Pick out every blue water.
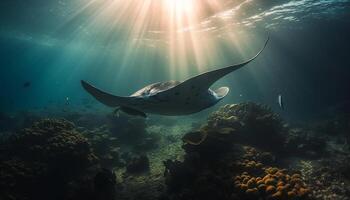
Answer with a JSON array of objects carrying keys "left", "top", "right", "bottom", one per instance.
[{"left": 0, "top": 0, "right": 349, "bottom": 122}]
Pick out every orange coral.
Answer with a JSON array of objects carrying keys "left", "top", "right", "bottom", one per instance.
[{"left": 234, "top": 166, "right": 310, "bottom": 199}]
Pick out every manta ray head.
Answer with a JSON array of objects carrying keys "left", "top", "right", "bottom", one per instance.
[
  {"left": 192, "top": 87, "right": 230, "bottom": 111},
  {"left": 213, "top": 87, "right": 230, "bottom": 100}
]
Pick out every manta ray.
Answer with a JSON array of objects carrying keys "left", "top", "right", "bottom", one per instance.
[{"left": 81, "top": 37, "right": 269, "bottom": 118}]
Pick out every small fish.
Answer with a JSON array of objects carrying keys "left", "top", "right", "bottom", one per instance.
[
  {"left": 113, "top": 108, "right": 120, "bottom": 118},
  {"left": 278, "top": 94, "right": 284, "bottom": 110},
  {"left": 65, "top": 97, "right": 70, "bottom": 105},
  {"left": 22, "top": 81, "right": 31, "bottom": 88}
]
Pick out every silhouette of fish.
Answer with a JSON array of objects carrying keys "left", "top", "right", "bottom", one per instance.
[
  {"left": 278, "top": 94, "right": 284, "bottom": 110},
  {"left": 22, "top": 81, "right": 31, "bottom": 88}
]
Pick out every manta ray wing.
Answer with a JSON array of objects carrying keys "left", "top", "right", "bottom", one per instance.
[
  {"left": 81, "top": 80, "right": 145, "bottom": 107},
  {"left": 156, "top": 36, "right": 269, "bottom": 99}
]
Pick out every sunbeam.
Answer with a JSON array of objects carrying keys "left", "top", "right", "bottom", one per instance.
[{"left": 51, "top": 0, "right": 256, "bottom": 83}]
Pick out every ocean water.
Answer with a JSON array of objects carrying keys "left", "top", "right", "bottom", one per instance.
[
  {"left": 1, "top": 1, "right": 350, "bottom": 200},
  {"left": 1, "top": 0, "right": 349, "bottom": 121}
]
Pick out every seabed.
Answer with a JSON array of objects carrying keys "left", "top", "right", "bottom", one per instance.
[{"left": 1, "top": 102, "right": 349, "bottom": 200}]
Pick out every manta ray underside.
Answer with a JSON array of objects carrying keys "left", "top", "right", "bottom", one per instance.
[{"left": 81, "top": 36, "right": 269, "bottom": 117}]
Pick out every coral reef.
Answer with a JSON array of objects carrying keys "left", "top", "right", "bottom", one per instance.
[
  {"left": 232, "top": 146, "right": 310, "bottom": 200},
  {"left": 0, "top": 119, "right": 97, "bottom": 200},
  {"left": 179, "top": 103, "right": 286, "bottom": 163},
  {"left": 206, "top": 103, "right": 286, "bottom": 151},
  {"left": 163, "top": 103, "right": 313, "bottom": 200},
  {"left": 234, "top": 167, "right": 310, "bottom": 199},
  {"left": 80, "top": 125, "right": 122, "bottom": 168},
  {"left": 79, "top": 120, "right": 159, "bottom": 169},
  {"left": 1, "top": 102, "right": 350, "bottom": 200},
  {"left": 6, "top": 119, "right": 97, "bottom": 172},
  {"left": 164, "top": 141, "right": 312, "bottom": 200}
]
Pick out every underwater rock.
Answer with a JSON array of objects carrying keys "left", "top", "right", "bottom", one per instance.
[{"left": 126, "top": 154, "right": 150, "bottom": 174}]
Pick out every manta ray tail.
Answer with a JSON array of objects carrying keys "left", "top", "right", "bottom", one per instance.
[{"left": 81, "top": 80, "right": 130, "bottom": 107}]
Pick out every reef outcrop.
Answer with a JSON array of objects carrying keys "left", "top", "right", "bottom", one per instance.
[
  {"left": 0, "top": 119, "right": 97, "bottom": 200},
  {"left": 206, "top": 103, "right": 286, "bottom": 151},
  {"left": 163, "top": 103, "right": 313, "bottom": 200},
  {"left": 179, "top": 103, "right": 287, "bottom": 164}
]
